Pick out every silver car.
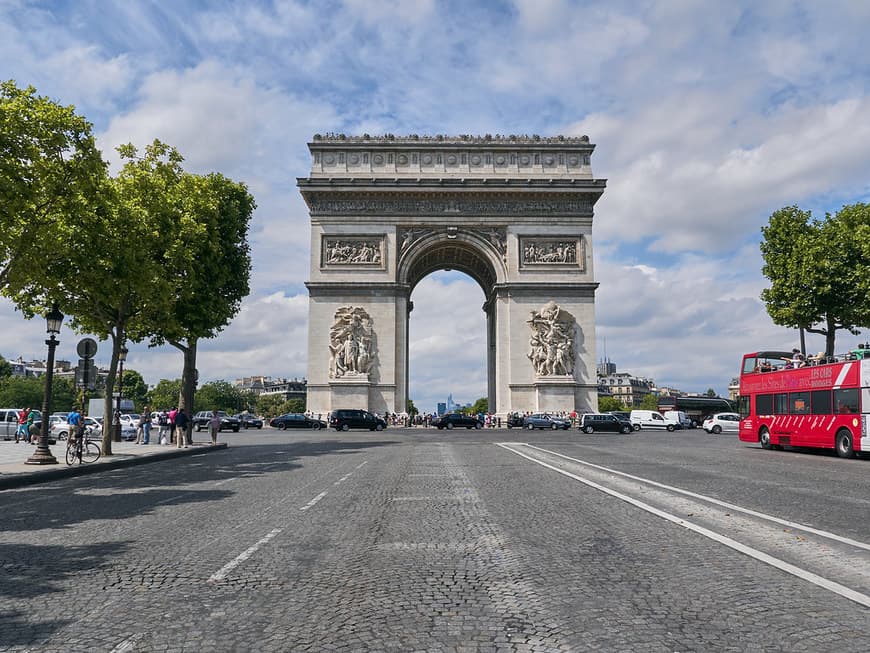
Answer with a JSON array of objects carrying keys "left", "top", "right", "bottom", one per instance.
[{"left": 703, "top": 412, "right": 740, "bottom": 434}]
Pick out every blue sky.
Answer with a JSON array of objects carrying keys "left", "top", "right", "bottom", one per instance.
[{"left": 2, "top": 0, "right": 870, "bottom": 412}]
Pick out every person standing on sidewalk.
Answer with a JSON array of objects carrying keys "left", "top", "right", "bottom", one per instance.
[
  {"left": 208, "top": 409, "right": 220, "bottom": 446},
  {"left": 157, "top": 409, "right": 169, "bottom": 444},
  {"left": 140, "top": 406, "right": 152, "bottom": 445},
  {"left": 15, "top": 407, "right": 30, "bottom": 443},
  {"left": 174, "top": 408, "right": 189, "bottom": 448},
  {"left": 168, "top": 407, "right": 177, "bottom": 445}
]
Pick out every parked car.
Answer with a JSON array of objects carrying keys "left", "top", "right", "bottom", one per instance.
[
  {"left": 630, "top": 409, "right": 678, "bottom": 431},
  {"left": 703, "top": 412, "right": 740, "bottom": 434},
  {"left": 269, "top": 413, "right": 325, "bottom": 430},
  {"left": 234, "top": 413, "right": 264, "bottom": 429},
  {"left": 663, "top": 410, "right": 694, "bottom": 429},
  {"left": 52, "top": 417, "right": 102, "bottom": 441},
  {"left": 0, "top": 408, "right": 42, "bottom": 440},
  {"left": 433, "top": 413, "right": 483, "bottom": 430},
  {"left": 579, "top": 413, "right": 632, "bottom": 434},
  {"left": 522, "top": 413, "right": 571, "bottom": 430},
  {"left": 505, "top": 413, "right": 526, "bottom": 429},
  {"left": 606, "top": 411, "right": 631, "bottom": 421},
  {"left": 328, "top": 409, "right": 387, "bottom": 431},
  {"left": 193, "top": 411, "right": 241, "bottom": 432}
]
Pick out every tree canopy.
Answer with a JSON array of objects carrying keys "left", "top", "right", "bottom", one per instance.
[{"left": 760, "top": 204, "right": 870, "bottom": 356}]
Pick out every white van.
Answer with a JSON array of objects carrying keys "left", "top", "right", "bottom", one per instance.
[
  {"left": 663, "top": 410, "right": 692, "bottom": 429},
  {"left": 630, "top": 409, "right": 678, "bottom": 431}
]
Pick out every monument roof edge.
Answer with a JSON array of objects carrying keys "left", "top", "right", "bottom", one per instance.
[{"left": 307, "top": 134, "right": 595, "bottom": 148}]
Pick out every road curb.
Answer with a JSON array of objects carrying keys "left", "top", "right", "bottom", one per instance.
[{"left": 0, "top": 443, "right": 229, "bottom": 491}]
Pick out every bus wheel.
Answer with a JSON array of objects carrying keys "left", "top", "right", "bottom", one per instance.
[
  {"left": 759, "top": 427, "right": 772, "bottom": 450},
  {"left": 835, "top": 429, "right": 856, "bottom": 459}
]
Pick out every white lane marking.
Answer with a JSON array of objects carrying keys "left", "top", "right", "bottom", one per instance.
[
  {"left": 355, "top": 461, "right": 368, "bottom": 469},
  {"left": 208, "top": 528, "right": 282, "bottom": 582},
  {"left": 154, "top": 495, "right": 187, "bottom": 506},
  {"left": 213, "top": 477, "right": 238, "bottom": 487},
  {"left": 498, "top": 443, "right": 870, "bottom": 609},
  {"left": 334, "top": 473, "right": 352, "bottom": 486},
  {"left": 301, "top": 491, "right": 328, "bottom": 511},
  {"left": 110, "top": 633, "right": 144, "bottom": 653},
  {"left": 521, "top": 443, "right": 870, "bottom": 552}
]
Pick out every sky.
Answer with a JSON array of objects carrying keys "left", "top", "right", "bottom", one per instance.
[{"left": 2, "top": 0, "right": 870, "bottom": 413}]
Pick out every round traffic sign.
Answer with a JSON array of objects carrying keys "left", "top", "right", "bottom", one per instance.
[{"left": 77, "top": 337, "right": 98, "bottom": 359}]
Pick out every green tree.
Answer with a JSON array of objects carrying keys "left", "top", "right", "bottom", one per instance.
[
  {"left": 0, "top": 375, "right": 76, "bottom": 412},
  {"left": 761, "top": 204, "right": 870, "bottom": 356},
  {"left": 280, "top": 398, "right": 306, "bottom": 415},
  {"left": 146, "top": 163, "right": 255, "bottom": 430},
  {"left": 0, "top": 355, "right": 12, "bottom": 378},
  {"left": 255, "top": 393, "right": 286, "bottom": 418},
  {"left": 0, "top": 81, "right": 107, "bottom": 289},
  {"left": 705, "top": 388, "right": 717, "bottom": 398},
  {"left": 120, "top": 369, "right": 149, "bottom": 410},
  {"left": 470, "top": 397, "right": 488, "bottom": 415},
  {"left": 147, "top": 379, "right": 182, "bottom": 411},
  {"left": 638, "top": 394, "right": 659, "bottom": 410},
  {"left": 597, "top": 396, "right": 627, "bottom": 412},
  {"left": 194, "top": 380, "right": 246, "bottom": 413},
  {"left": 406, "top": 399, "right": 418, "bottom": 416}
]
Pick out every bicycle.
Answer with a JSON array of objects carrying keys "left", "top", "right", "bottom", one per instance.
[{"left": 65, "top": 427, "right": 101, "bottom": 465}]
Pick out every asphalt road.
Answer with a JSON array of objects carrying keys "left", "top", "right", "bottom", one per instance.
[{"left": 1, "top": 427, "right": 868, "bottom": 652}]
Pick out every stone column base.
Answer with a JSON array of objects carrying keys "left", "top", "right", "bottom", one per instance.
[{"left": 329, "top": 375, "right": 372, "bottom": 410}]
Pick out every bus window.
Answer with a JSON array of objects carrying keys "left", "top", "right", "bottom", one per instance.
[
  {"left": 757, "top": 394, "right": 773, "bottom": 415},
  {"left": 833, "top": 388, "right": 859, "bottom": 414},
  {"left": 811, "top": 390, "right": 831, "bottom": 414},
  {"left": 738, "top": 396, "right": 750, "bottom": 419},
  {"left": 743, "top": 357, "right": 758, "bottom": 374},
  {"left": 774, "top": 393, "right": 789, "bottom": 414},
  {"left": 790, "top": 391, "right": 810, "bottom": 414}
]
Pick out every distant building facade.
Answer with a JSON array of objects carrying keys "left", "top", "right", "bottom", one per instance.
[{"left": 235, "top": 376, "right": 307, "bottom": 402}]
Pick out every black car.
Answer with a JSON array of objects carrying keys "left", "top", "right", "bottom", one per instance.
[
  {"left": 328, "top": 409, "right": 387, "bottom": 431},
  {"left": 234, "top": 413, "right": 264, "bottom": 429},
  {"left": 505, "top": 413, "right": 526, "bottom": 428},
  {"left": 433, "top": 413, "right": 483, "bottom": 430},
  {"left": 193, "top": 411, "right": 241, "bottom": 432},
  {"left": 269, "top": 413, "right": 325, "bottom": 430},
  {"left": 579, "top": 413, "right": 632, "bottom": 434},
  {"left": 522, "top": 413, "right": 572, "bottom": 430}
]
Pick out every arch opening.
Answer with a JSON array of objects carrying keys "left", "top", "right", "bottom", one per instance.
[{"left": 408, "top": 270, "right": 488, "bottom": 415}]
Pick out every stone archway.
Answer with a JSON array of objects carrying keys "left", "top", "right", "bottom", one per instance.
[{"left": 298, "top": 134, "right": 605, "bottom": 417}]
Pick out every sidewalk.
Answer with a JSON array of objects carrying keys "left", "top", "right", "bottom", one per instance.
[{"left": 0, "top": 437, "right": 227, "bottom": 490}]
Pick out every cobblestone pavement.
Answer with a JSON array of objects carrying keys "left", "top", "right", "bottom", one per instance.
[{"left": 0, "top": 428, "right": 867, "bottom": 651}]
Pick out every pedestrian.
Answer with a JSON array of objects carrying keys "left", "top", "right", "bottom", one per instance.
[
  {"left": 157, "top": 409, "right": 169, "bottom": 445},
  {"left": 168, "top": 407, "right": 178, "bottom": 444},
  {"left": 26, "top": 409, "right": 35, "bottom": 443},
  {"left": 140, "top": 406, "right": 152, "bottom": 445},
  {"left": 15, "top": 407, "right": 30, "bottom": 443},
  {"left": 174, "top": 408, "right": 189, "bottom": 448},
  {"left": 208, "top": 409, "right": 220, "bottom": 446}
]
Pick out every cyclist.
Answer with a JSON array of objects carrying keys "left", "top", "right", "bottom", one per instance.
[{"left": 67, "top": 406, "right": 84, "bottom": 445}]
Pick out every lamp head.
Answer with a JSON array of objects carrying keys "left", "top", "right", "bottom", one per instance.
[
  {"left": 119, "top": 346, "right": 128, "bottom": 362},
  {"left": 45, "top": 304, "right": 64, "bottom": 335}
]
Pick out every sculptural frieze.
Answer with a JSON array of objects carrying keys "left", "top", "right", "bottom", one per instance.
[
  {"left": 329, "top": 307, "right": 376, "bottom": 379},
  {"left": 322, "top": 237, "right": 383, "bottom": 266},
  {"left": 469, "top": 227, "right": 507, "bottom": 260},
  {"left": 527, "top": 301, "right": 575, "bottom": 377},
  {"left": 307, "top": 196, "right": 593, "bottom": 217},
  {"left": 398, "top": 227, "right": 435, "bottom": 255},
  {"left": 521, "top": 238, "right": 583, "bottom": 266}
]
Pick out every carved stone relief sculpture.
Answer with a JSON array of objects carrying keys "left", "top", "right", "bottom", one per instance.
[
  {"left": 329, "top": 307, "right": 376, "bottom": 379},
  {"left": 521, "top": 238, "right": 581, "bottom": 265},
  {"left": 527, "top": 301, "right": 575, "bottom": 377},
  {"left": 323, "top": 237, "right": 383, "bottom": 266}
]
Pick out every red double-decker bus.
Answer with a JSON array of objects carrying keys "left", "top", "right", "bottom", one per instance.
[{"left": 738, "top": 350, "right": 868, "bottom": 458}]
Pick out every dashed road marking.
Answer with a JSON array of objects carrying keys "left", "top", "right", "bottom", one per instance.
[
  {"left": 301, "top": 491, "right": 328, "bottom": 511},
  {"left": 208, "top": 528, "right": 282, "bottom": 582}
]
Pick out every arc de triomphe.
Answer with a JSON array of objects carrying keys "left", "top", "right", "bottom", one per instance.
[{"left": 298, "top": 134, "right": 605, "bottom": 417}]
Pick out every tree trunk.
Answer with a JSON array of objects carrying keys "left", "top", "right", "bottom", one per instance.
[
  {"left": 174, "top": 338, "right": 198, "bottom": 446},
  {"left": 825, "top": 316, "right": 836, "bottom": 358},
  {"left": 100, "top": 330, "right": 122, "bottom": 456}
]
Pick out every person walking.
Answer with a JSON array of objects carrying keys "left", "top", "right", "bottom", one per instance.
[
  {"left": 140, "top": 406, "right": 152, "bottom": 445},
  {"left": 208, "top": 409, "right": 220, "bottom": 446},
  {"left": 15, "top": 407, "right": 30, "bottom": 443},
  {"left": 157, "top": 409, "right": 169, "bottom": 445},
  {"left": 168, "top": 407, "right": 178, "bottom": 445},
  {"left": 174, "top": 408, "right": 189, "bottom": 449}
]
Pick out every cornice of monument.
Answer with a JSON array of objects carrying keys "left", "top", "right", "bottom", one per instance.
[
  {"left": 310, "top": 133, "right": 593, "bottom": 147},
  {"left": 297, "top": 177, "right": 606, "bottom": 189}
]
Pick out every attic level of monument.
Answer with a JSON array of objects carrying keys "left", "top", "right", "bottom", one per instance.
[{"left": 305, "top": 133, "right": 598, "bottom": 180}]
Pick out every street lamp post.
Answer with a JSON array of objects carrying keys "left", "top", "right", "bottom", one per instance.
[
  {"left": 113, "top": 345, "right": 128, "bottom": 442},
  {"left": 25, "top": 305, "right": 64, "bottom": 465}
]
